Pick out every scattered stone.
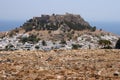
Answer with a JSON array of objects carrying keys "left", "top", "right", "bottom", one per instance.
[
  {"left": 0, "top": 50, "right": 120, "bottom": 79},
  {"left": 113, "top": 71, "right": 119, "bottom": 76},
  {"left": 46, "top": 56, "right": 53, "bottom": 61}
]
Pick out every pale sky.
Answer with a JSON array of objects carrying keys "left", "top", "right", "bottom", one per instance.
[{"left": 0, "top": 0, "right": 120, "bottom": 22}]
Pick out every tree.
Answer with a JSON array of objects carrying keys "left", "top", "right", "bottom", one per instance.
[
  {"left": 42, "top": 40, "right": 47, "bottom": 46},
  {"left": 115, "top": 38, "right": 120, "bottom": 49},
  {"left": 91, "top": 26, "right": 96, "bottom": 32}
]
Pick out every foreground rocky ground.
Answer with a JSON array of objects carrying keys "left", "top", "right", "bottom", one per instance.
[{"left": 0, "top": 49, "right": 120, "bottom": 80}]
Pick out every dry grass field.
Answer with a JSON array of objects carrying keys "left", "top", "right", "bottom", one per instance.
[{"left": 0, "top": 49, "right": 120, "bottom": 80}]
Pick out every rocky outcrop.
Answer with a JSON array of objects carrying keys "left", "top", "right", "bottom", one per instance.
[{"left": 21, "top": 13, "right": 92, "bottom": 32}]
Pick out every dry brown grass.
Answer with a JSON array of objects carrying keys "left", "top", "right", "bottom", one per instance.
[{"left": 0, "top": 49, "right": 120, "bottom": 80}]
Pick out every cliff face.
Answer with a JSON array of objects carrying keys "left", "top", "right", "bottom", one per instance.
[{"left": 21, "top": 13, "right": 92, "bottom": 32}]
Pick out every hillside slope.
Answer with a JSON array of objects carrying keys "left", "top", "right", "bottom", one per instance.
[{"left": 9, "top": 13, "right": 97, "bottom": 41}]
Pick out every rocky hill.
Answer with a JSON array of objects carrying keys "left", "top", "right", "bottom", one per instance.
[
  {"left": 9, "top": 13, "right": 98, "bottom": 41},
  {"left": 0, "top": 13, "right": 119, "bottom": 51},
  {"left": 21, "top": 13, "right": 93, "bottom": 32}
]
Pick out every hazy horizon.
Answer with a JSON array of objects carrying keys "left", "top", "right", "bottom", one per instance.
[
  {"left": 0, "top": 20, "right": 120, "bottom": 35},
  {"left": 0, "top": 0, "right": 120, "bottom": 21},
  {"left": 0, "top": 0, "right": 120, "bottom": 35}
]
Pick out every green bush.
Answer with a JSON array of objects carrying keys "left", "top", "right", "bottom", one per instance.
[
  {"left": 60, "top": 40, "right": 67, "bottom": 44},
  {"left": 20, "top": 35, "right": 39, "bottom": 44},
  {"left": 25, "top": 26, "right": 33, "bottom": 32},
  {"left": 91, "top": 26, "right": 96, "bottom": 32},
  {"left": 115, "top": 38, "right": 120, "bottom": 49},
  {"left": 35, "top": 45, "right": 40, "bottom": 50},
  {"left": 99, "top": 39, "right": 112, "bottom": 48},
  {"left": 42, "top": 40, "right": 47, "bottom": 46},
  {"left": 5, "top": 44, "right": 15, "bottom": 51},
  {"left": 72, "top": 44, "right": 82, "bottom": 49}
]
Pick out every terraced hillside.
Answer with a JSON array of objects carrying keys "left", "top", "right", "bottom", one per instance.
[{"left": 0, "top": 49, "right": 120, "bottom": 80}]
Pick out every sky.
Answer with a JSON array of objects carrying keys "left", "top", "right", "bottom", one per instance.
[
  {"left": 0, "top": 0, "right": 120, "bottom": 35},
  {"left": 0, "top": 0, "right": 120, "bottom": 22}
]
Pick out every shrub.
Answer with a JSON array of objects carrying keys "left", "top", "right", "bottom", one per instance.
[
  {"left": 20, "top": 35, "right": 39, "bottom": 44},
  {"left": 60, "top": 40, "right": 67, "bottom": 45},
  {"left": 102, "top": 46, "right": 112, "bottom": 49},
  {"left": 91, "top": 26, "right": 96, "bottom": 32},
  {"left": 48, "top": 30, "right": 51, "bottom": 34},
  {"left": 72, "top": 44, "right": 82, "bottom": 49},
  {"left": 22, "top": 25, "right": 33, "bottom": 32},
  {"left": 9, "top": 32, "right": 15, "bottom": 37},
  {"left": 35, "top": 45, "right": 40, "bottom": 50},
  {"left": 99, "top": 39, "right": 112, "bottom": 48},
  {"left": 14, "top": 28, "right": 19, "bottom": 33},
  {"left": 20, "top": 37, "right": 28, "bottom": 43},
  {"left": 5, "top": 44, "right": 14, "bottom": 51},
  {"left": 115, "top": 38, "right": 120, "bottom": 49},
  {"left": 65, "top": 21, "right": 91, "bottom": 31}
]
